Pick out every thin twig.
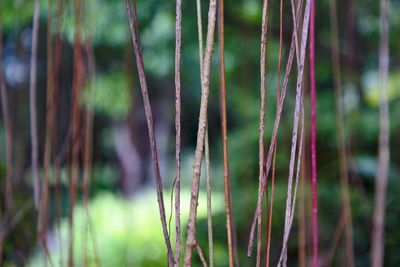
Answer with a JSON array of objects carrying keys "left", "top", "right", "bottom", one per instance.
[
  {"left": 174, "top": 0, "right": 182, "bottom": 265},
  {"left": 69, "top": 1, "right": 85, "bottom": 265},
  {"left": 30, "top": 0, "right": 41, "bottom": 211},
  {"left": 37, "top": 0, "right": 54, "bottom": 264},
  {"left": 183, "top": 0, "right": 217, "bottom": 265},
  {"left": 265, "top": 0, "right": 283, "bottom": 263},
  {"left": 329, "top": 0, "right": 355, "bottom": 265},
  {"left": 309, "top": 0, "right": 319, "bottom": 264},
  {"left": 125, "top": 0, "right": 174, "bottom": 265},
  {"left": 218, "top": 0, "right": 233, "bottom": 265},
  {"left": 195, "top": 242, "right": 209, "bottom": 267},
  {"left": 195, "top": 2, "right": 214, "bottom": 265},
  {"left": 371, "top": 0, "right": 390, "bottom": 265},
  {"left": 247, "top": 0, "right": 304, "bottom": 257}
]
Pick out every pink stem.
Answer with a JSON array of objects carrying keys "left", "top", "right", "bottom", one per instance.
[{"left": 309, "top": 0, "right": 319, "bottom": 266}]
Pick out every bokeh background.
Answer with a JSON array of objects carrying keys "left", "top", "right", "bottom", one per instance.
[{"left": 1, "top": 0, "right": 399, "bottom": 266}]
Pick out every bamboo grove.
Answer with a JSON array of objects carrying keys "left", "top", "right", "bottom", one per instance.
[{"left": 0, "top": 0, "right": 394, "bottom": 266}]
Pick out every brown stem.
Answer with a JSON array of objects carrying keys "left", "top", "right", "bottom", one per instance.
[
  {"left": 183, "top": 0, "right": 217, "bottom": 265},
  {"left": 37, "top": 0, "right": 54, "bottom": 262},
  {"left": 174, "top": 0, "right": 182, "bottom": 265},
  {"left": 218, "top": 0, "right": 234, "bottom": 266},
  {"left": 125, "top": 0, "right": 174, "bottom": 265},
  {"left": 30, "top": 0, "right": 41, "bottom": 211},
  {"left": 195, "top": 242, "right": 209, "bottom": 267},
  {"left": 371, "top": 0, "right": 390, "bottom": 265},
  {"left": 69, "top": 1, "right": 85, "bottom": 266},
  {"left": 247, "top": 0, "right": 304, "bottom": 258},
  {"left": 329, "top": 0, "right": 355, "bottom": 265},
  {"left": 195, "top": 2, "right": 214, "bottom": 265}
]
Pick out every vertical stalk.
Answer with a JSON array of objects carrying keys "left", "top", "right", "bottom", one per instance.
[
  {"left": 30, "top": 0, "right": 41, "bottom": 211},
  {"left": 329, "top": 0, "right": 355, "bottom": 265},
  {"left": 69, "top": 0, "right": 85, "bottom": 265},
  {"left": 125, "top": 0, "right": 174, "bottom": 265},
  {"left": 195, "top": 1, "right": 214, "bottom": 265},
  {"left": 174, "top": 0, "right": 182, "bottom": 265},
  {"left": 265, "top": 0, "right": 283, "bottom": 264},
  {"left": 37, "top": 0, "right": 54, "bottom": 257},
  {"left": 309, "top": 0, "right": 319, "bottom": 264},
  {"left": 218, "top": 0, "right": 234, "bottom": 266},
  {"left": 371, "top": 0, "right": 390, "bottom": 266},
  {"left": 183, "top": 0, "right": 217, "bottom": 265}
]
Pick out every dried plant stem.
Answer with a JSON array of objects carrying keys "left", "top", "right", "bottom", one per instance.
[
  {"left": 247, "top": 0, "right": 304, "bottom": 258},
  {"left": 265, "top": 0, "right": 283, "bottom": 264},
  {"left": 218, "top": 0, "right": 234, "bottom": 266},
  {"left": 205, "top": 134, "right": 214, "bottom": 267},
  {"left": 278, "top": 0, "right": 311, "bottom": 264},
  {"left": 371, "top": 0, "right": 390, "bottom": 265},
  {"left": 69, "top": 1, "right": 85, "bottom": 266},
  {"left": 195, "top": 2, "right": 214, "bottom": 265},
  {"left": 195, "top": 242, "right": 209, "bottom": 267},
  {"left": 309, "top": 0, "right": 319, "bottom": 263},
  {"left": 30, "top": 0, "right": 41, "bottom": 210},
  {"left": 252, "top": 0, "right": 269, "bottom": 266},
  {"left": 174, "top": 0, "right": 182, "bottom": 265},
  {"left": 125, "top": 1, "right": 174, "bottom": 265},
  {"left": 329, "top": 0, "right": 355, "bottom": 265},
  {"left": 325, "top": 209, "right": 347, "bottom": 267},
  {"left": 37, "top": 0, "right": 54, "bottom": 264},
  {"left": 183, "top": 0, "right": 217, "bottom": 265}
]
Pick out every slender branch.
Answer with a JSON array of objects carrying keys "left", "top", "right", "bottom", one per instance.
[
  {"left": 174, "top": 0, "right": 182, "bottom": 265},
  {"left": 195, "top": 1, "right": 214, "bottom": 265},
  {"left": 183, "top": 0, "right": 217, "bottom": 265},
  {"left": 329, "top": 0, "right": 355, "bottom": 265},
  {"left": 195, "top": 242, "right": 209, "bottom": 267},
  {"left": 125, "top": 1, "right": 174, "bottom": 265},
  {"left": 371, "top": 0, "right": 390, "bottom": 265},
  {"left": 265, "top": 0, "right": 283, "bottom": 264},
  {"left": 309, "top": 0, "right": 319, "bottom": 264},
  {"left": 30, "top": 0, "right": 41, "bottom": 211},
  {"left": 69, "top": 1, "right": 85, "bottom": 265},
  {"left": 37, "top": 1, "right": 54, "bottom": 262},
  {"left": 247, "top": 0, "right": 304, "bottom": 257},
  {"left": 218, "top": 0, "right": 234, "bottom": 265},
  {"left": 205, "top": 134, "right": 214, "bottom": 267}
]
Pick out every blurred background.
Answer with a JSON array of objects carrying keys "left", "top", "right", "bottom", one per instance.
[{"left": 0, "top": 0, "right": 399, "bottom": 266}]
